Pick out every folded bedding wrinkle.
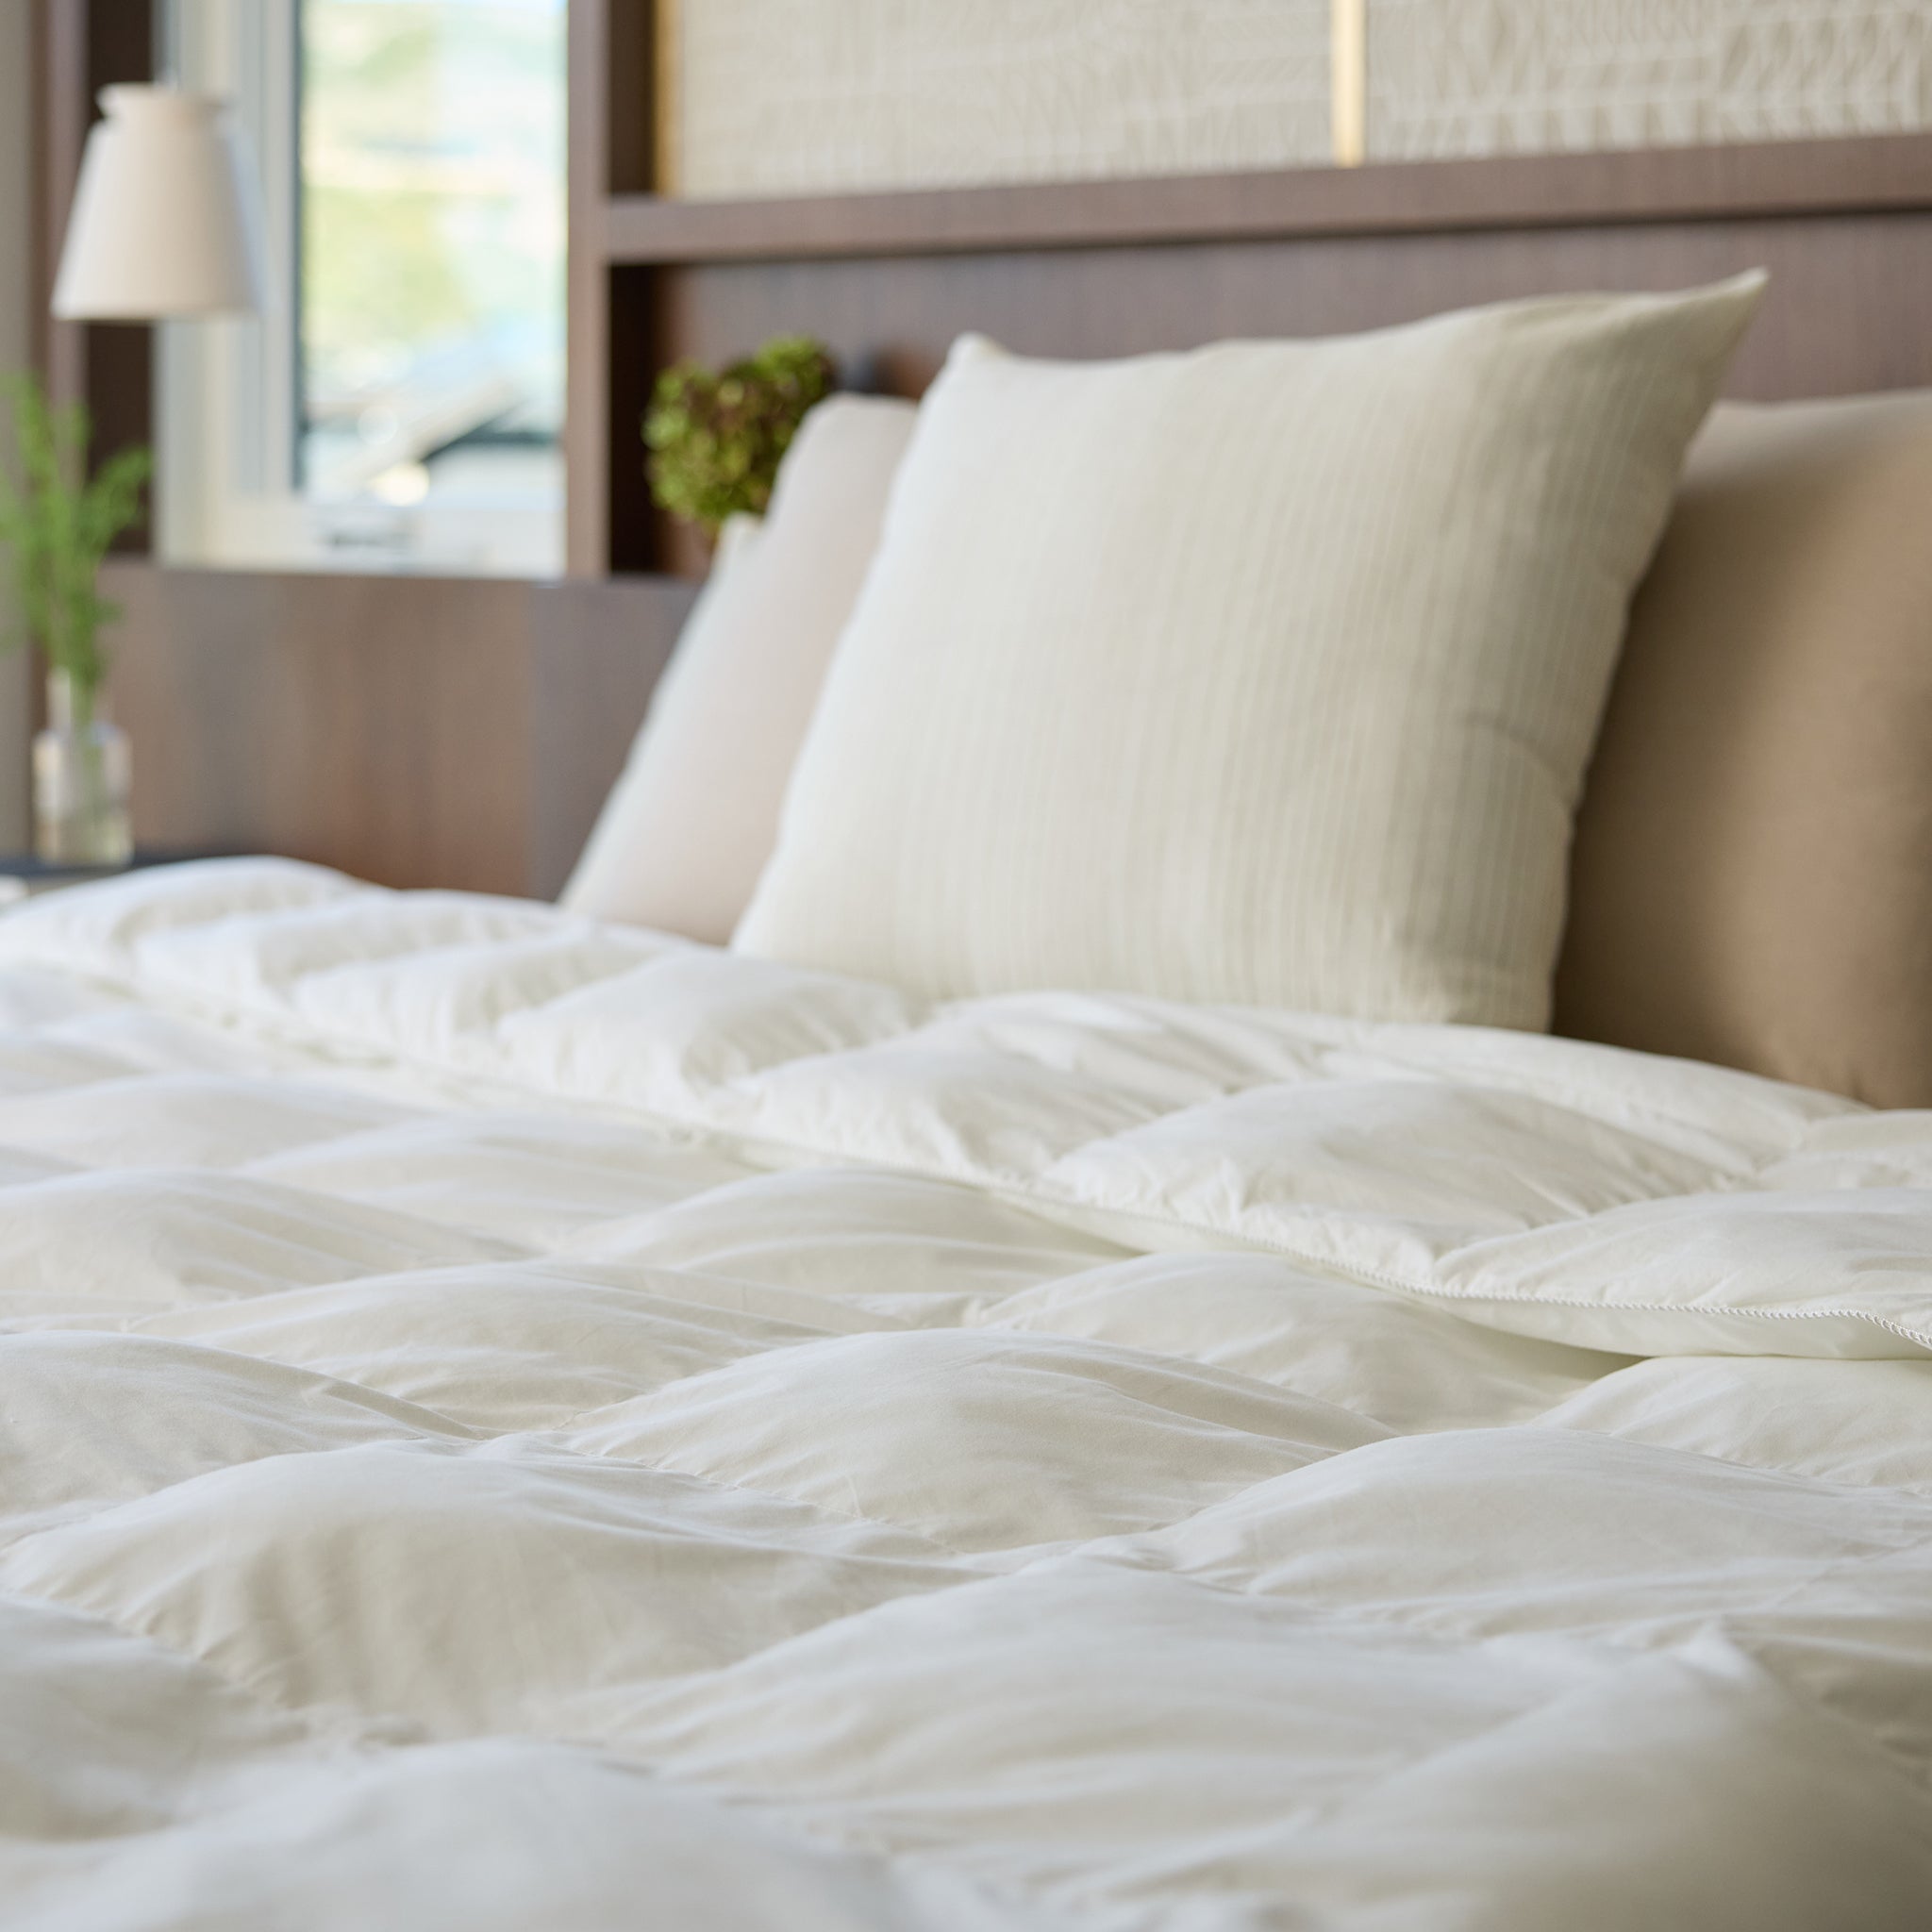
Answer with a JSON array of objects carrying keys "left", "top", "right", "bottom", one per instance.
[{"left": 1, "top": 858, "right": 1931, "bottom": 1929}]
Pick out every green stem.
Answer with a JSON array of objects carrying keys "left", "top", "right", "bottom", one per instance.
[{"left": 49, "top": 664, "right": 96, "bottom": 733}]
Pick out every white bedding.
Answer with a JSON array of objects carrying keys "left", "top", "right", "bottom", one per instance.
[{"left": 2, "top": 859, "right": 1929, "bottom": 1930}]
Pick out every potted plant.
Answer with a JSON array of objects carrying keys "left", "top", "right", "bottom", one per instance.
[
  {"left": 642, "top": 334, "right": 835, "bottom": 544},
  {"left": 0, "top": 374, "right": 151, "bottom": 867}
]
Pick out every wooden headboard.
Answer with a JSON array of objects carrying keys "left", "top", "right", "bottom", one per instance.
[{"left": 569, "top": 8, "right": 1932, "bottom": 576}]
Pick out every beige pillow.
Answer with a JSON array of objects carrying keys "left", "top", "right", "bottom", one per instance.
[
  {"left": 561, "top": 395, "right": 918, "bottom": 941},
  {"left": 1557, "top": 392, "right": 1932, "bottom": 1107},
  {"left": 737, "top": 282, "right": 1763, "bottom": 1025}
]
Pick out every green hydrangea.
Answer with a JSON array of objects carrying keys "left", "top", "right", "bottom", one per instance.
[{"left": 642, "top": 335, "right": 835, "bottom": 540}]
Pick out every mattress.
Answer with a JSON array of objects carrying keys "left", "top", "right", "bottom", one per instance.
[{"left": 2, "top": 858, "right": 1929, "bottom": 1930}]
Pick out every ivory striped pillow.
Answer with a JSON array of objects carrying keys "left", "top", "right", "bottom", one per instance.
[{"left": 737, "top": 279, "right": 1764, "bottom": 1027}]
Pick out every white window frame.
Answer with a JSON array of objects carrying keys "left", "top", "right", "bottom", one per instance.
[{"left": 158, "top": 0, "right": 563, "bottom": 579}]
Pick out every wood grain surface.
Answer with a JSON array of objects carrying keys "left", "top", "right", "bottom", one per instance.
[{"left": 101, "top": 565, "right": 697, "bottom": 899}]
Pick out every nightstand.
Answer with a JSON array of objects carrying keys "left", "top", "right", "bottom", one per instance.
[{"left": 98, "top": 562, "right": 695, "bottom": 901}]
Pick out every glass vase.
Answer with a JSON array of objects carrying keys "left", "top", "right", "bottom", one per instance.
[{"left": 34, "top": 671, "right": 132, "bottom": 869}]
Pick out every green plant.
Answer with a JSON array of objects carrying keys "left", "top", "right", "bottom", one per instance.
[
  {"left": 642, "top": 335, "right": 835, "bottom": 539},
  {"left": 0, "top": 372, "right": 152, "bottom": 719}
]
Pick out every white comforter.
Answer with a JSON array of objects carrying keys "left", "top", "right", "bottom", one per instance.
[{"left": 2, "top": 860, "right": 1930, "bottom": 1931}]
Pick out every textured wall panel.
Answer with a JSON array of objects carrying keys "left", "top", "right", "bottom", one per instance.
[
  {"left": 1368, "top": 1, "right": 1932, "bottom": 158},
  {"left": 666, "top": 0, "right": 1331, "bottom": 197},
  {"left": 666, "top": 1, "right": 1932, "bottom": 196}
]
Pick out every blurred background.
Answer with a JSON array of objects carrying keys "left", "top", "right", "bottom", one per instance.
[{"left": 161, "top": 0, "right": 565, "bottom": 577}]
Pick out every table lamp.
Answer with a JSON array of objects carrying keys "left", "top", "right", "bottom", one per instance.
[{"left": 52, "top": 84, "right": 265, "bottom": 320}]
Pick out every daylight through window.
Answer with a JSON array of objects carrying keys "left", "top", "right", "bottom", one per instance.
[
  {"left": 158, "top": 0, "right": 565, "bottom": 576},
  {"left": 298, "top": 0, "right": 565, "bottom": 521}
]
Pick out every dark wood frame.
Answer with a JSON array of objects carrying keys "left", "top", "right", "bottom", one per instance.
[{"left": 601, "top": 132, "right": 1932, "bottom": 265}]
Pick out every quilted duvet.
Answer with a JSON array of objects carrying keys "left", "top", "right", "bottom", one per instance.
[{"left": 3, "top": 859, "right": 1931, "bottom": 1931}]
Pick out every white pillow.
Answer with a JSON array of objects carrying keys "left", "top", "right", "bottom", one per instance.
[
  {"left": 737, "top": 280, "right": 1764, "bottom": 1027},
  {"left": 562, "top": 395, "right": 918, "bottom": 942}
]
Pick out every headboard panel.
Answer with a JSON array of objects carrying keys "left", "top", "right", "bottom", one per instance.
[
  {"left": 649, "top": 210, "right": 1932, "bottom": 408},
  {"left": 574, "top": 103, "right": 1932, "bottom": 574}
]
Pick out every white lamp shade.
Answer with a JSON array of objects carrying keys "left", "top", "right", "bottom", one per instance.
[{"left": 52, "top": 86, "right": 266, "bottom": 320}]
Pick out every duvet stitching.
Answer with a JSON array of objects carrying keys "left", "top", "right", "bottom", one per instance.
[{"left": 24, "top": 957, "right": 1932, "bottom": 1358}]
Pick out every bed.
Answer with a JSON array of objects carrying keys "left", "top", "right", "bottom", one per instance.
[{"left": 1, "top": 858, "right": 1929, "bottom": 1928}]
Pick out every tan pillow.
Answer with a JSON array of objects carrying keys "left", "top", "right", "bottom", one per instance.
[
  {"left": 1556, "top": 392, "right": 1932, "bottom": 1107},
  {"left": 737, "top": 282, "right": 1763, "bottom": 1026},
  {"left": 561, "top": 395, "right": 918, "bottom": 941}
]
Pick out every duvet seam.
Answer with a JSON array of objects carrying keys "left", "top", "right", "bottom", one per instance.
[{"left": 25, "top": 958, "right": 1932, "bottom": 1357}]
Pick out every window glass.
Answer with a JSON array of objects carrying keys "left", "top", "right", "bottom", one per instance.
[{"left": 298, "top": 0, "right": 565, "bottom": 518}]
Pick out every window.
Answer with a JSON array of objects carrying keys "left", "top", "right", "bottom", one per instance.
[{"left": 159, "top": 0, "right": 566, "bottom": 576}]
